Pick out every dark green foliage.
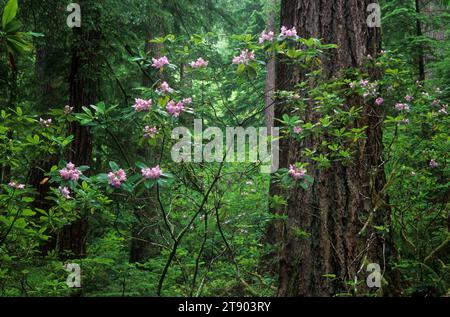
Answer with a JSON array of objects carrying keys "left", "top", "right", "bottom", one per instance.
[{"left": 0, "top": 0, "right": 448, "bottom": 297}]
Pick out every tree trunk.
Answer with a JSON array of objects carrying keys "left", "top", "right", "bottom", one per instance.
[
  {"left": 415, "top": 0, "right": 426, "bottom": 81},
  {"left": 269, "top": 0, "right": 397, "bottom": 296},
  {"left": 264, "top": 0, "right": 277, "bottom": 130},
  {"left": 58, "top": 6, "right": 101, "bottom": 259},
  {"left": 129, "top": 23, "right": 165, "bottom": 263}
]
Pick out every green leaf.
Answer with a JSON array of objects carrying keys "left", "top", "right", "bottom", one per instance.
[
  {"left": 136, "top": 162, "right": 147, "bottom": 169},
  {"left": 323, "top": 274, "right": 337, "bottom": 279},
  {"left": 299, "top": 181, "right": 309, "bottom": 190},
  {"left": 109, "top": 161, "right": 119, "bottom": 171},
  {"left": 2, "top": 0, "right": 18, "bottom": 30},
  {"left": 3, "top": 18, "right": 20, "bottom": 33},
  {"left": 77, "top": 165, "right": 90, "bottom": 172},
  {"left": 236, "top": 63, "right": 246, "bottom": 74},
  {"left": 21, "top": 209, "right": 35, "bottom": 216},
  {"left": 94, "top": 173, "right": 109, "bottom": 182},
  {"left": 144, "top": 180, "right": 156, "bottom": 189}
]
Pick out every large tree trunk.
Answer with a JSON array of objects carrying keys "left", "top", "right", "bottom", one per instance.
[
  {"left": 269, "top": 0, "right": 397, "bottom": 296},
  {"left": 58, "top": 5, "right": 101, "bottom": 259}
]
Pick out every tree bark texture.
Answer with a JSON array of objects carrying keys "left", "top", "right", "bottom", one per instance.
[
  {"left": 58, "top": 7, "right": 101, "bottom": 259},
  {"left": 268, "top": 0, "right": 398, "bottom": 296}
]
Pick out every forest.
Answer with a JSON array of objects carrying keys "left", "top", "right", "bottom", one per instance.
[{"left": 0, "top": 0, "right": 448, "bottom": 298}]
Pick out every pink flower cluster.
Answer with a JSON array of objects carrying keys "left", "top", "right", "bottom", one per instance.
[
  {"left": 152, "top": 56, "right": 169, "bottom": 69},
  {"left": 375, "top": 97, "right": 384, "bottom": 106},
  {"left": 144, "top": 126, "right": 158, "bottom": 138},
  {"left": 166, "top": 100, "right": 185, "bottom": 117},
  {"left": 395, "top": 103, "right": 410, "bottom": 111},
  {"left": 280, "top": 26, "right": 297, "bottom": 39},
  {"left": 39, "top": 118, "right": 52, "bottom": 128},
  {"left": 429, "top": 159, "right": 439, "bottom": 168},
  {"left": 182, "top": 97, "right": 193, "bottom": 104},
  {"left": 108, "top": 169, "right": 127, "bottom": 188},
  {"left": 166, "top": 98, "right": 191, "bottom": 117},
  {"left": 438, "top": 104, "right": 448, "bottom": 115},
  {"left": 360, "top": 79, "right": 369, "bottom": 87},
  {"left": 158, "top": 82, "right": 173, "bottom": 94},
  {"left": 288, "top": 165, "right": 306, "bottom": 180},
  {"left": 133, "top": 98, "right": 153, "bottom": 112},
  {"left": 404, "top": 95, "right": 414, "bottom": 102},
  {"left": 8, "top": 181, "right": 25, "bottom": 189},
  {"left": 293, "top": 126, "right": 303, "bottom": 134},
  {"left": 59, "top": 186, "right": 71, "bottom": 199},
  {"left": 190, "top": 57, "right": 209, "bottom": 69},
  {"left": 232, "top": 49, "right": 255, "bottom": 65},
  {"left": 142, "top": 166, "right": 162, "bottom": 180},
  {"left": 59, "top": 162, "right": 82, "bottom": 181},
  {"left": 259, "top": 30, "right": 274, "bottom": 44}
]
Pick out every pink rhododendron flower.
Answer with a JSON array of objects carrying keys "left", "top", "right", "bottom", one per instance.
[
  {"left": 166, "top": 100, "right": 185, "bottom": 117},
  {"left": 151, "top": 56, "right": 169, "bottom": 69},
  {"left": 182, "top": 97, "right": 193, "bottom": 104},
  {"left": 190, "top": 57, "right": 209, "bottom": 69},
  {"left": 280, "top": 26, "right": 297, "bottom": 39},
  {"left": 360, "top": 79, "right": 369, "bottom": 87},
  {"left": 108, "top": 169, "right": 127, "bottom": 188},
  {"left": 8, "top": 181, "right": 25, "bottom": 189},
  {"left": 375, "top": 97, "right": 384, "bottom": 106},
  {"left": 158, "top": 81, "right": 173, "bottom": 94},
  {"left": 429, "top": 159, "right": 439, "bottom": 168},
  {"left": 59, "top": 162, "right": 82, "bottom": 181},
  {"left": 142, "top": 166, "right": 162, "bottom": 180},
  {"left": 404, "top": 95, "right": 414, "bottom": 102},
  {"left": 395, "top": 103, "right": 410, "bottom": 111},
  {"left": 144, "top": 126, "right": 158, "bottom": 138},
  {"left": 39, "top": 118, "right": 52, "bottom": 128},
  {"left": 59, "top": 186, "right": 71, "bottom": 199},
  {"left": 133, "top": 98, "right": 153, "bottom": 112},
  {"left": 432, "top": 100, "right": 440, "bottom": 107},
  {"left": 293, "top": 126, "right": 303, "bottom": 134},
  {"left": 438, "top": 104, "right": 448, "bottom": 115},
  {"left": 259, "top": 30, "right": 274, "bottom": 44},
  {"left": 288, "top": 165, "right": 306, "bottom": 180},
  {"left": 232, "top": 49, "right": 255, "bottom": 65}
]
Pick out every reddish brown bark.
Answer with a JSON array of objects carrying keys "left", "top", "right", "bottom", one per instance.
[
  {"left": 58, "top": 23, "right": 101, "bottom": 259},
  {"left": 268, "top": 0, "right": 398, "bottom": 296}
]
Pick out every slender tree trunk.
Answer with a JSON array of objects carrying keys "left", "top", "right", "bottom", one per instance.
[
  {"left": 269, "top": 0, "right": 398, "bottom": 296},
  {"left": 129, "top": 23, "right": 164, "bottom": 263},
  {"left": 58, "top": 5, "right": 101, "bottom": 259},
  {"left": 264, "top": 0, "right": 277, "bottom": 130},
  {"left": 415, "top": 0, "right": 426, "bottom": 81}
]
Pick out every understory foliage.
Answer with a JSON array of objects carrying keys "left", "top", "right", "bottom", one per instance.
[{"left": 0, "top": 0, "right": 448, "bottom": 296}]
